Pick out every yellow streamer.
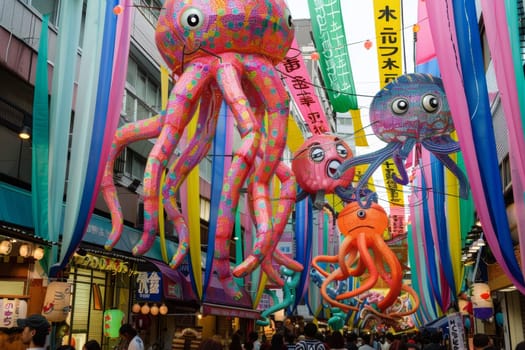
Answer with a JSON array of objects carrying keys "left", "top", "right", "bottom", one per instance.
[
  {"left": 446, "top": 148, "right": 463, "bottom": 292},
  {"left": 350, "top": 109, "right": 368, "bottom": 146},
  {"left": 187, "top": 110, "right": 202, "bottom": 299},
  {"left": 287, "top": 115, "right": 305, "bottom": 153},
  {"left": 158, "top": 66, "right": 170, "bottom": 263},
  {"left": 253, "top": 273, "right": 268, "bottom": 309}
]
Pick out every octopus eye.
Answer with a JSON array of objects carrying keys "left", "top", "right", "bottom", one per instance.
[
  {"left": 310, "top": 146, "right": 325, "bottom": 163},
  {"left": 356, "top": 210, "right": 366, "bottom": 219},
  {"left": 336, "top": 144, "right": 348, "bottom": 158},
  {"left": 180, "top": 7, "right": 205, "bottom": 30},
  {"left": 391, "top": 98, "right": 409, "bottom": 115},
  {"left": 421, "top": 94, "right": 440, "bottom": 113},
  {"left": 283, "top": 8, "right": 293, "bottom": 29}
]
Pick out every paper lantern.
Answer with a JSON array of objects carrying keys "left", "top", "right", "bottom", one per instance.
[
  {"left": 159, "top": 304, "right": 168, "bottom": 315},
  {"left": 364, "top": 40, "right": 373, "bottom": 50},
  {"left": 471, "top": 283, "right": 494, "bottom": 320},
  {"left": 103, "top": 309, "right": 124, "bottom": 338},
  {"left": 113, "top": 5, "right": 123, "bottom": 15},
  {"left": 42, "top": 282, "right": 72, "bottom": 322},
  {"left": 132, "top": 303, "right": 141, "bottom": 313},
  {"left": 19, "top": 243, "right": 32, "bottom": 257},
  {"left": 311, "top": 52, "right": 320, "bottom": 61},
  {"left": 150, "top": 304, "right": 159, "bottom": 316},
  {"left": 0, "top": 240, "right": 12, "bottom": 255},
  {"left": 33, "top": 247, "right": 45, "bottom": 260},
  {"left": 141, "top": 303, "right": 150, "bottom": 315}
]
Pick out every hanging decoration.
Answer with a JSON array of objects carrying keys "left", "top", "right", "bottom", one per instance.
[
  {"left": 292, "top": 134, "right": 354, "bottom": 208},
  {"left": 336, "top": 73, "right": 469, "bottom": 209},
  {"left": 311, "top": 200, "right": 419, "bottom": 323},
  {"left": 278, "top": 38, "right": 330, "bottom": 134},
  {"left": 101, "top": 0, "right": 303, "bottom": 299},
  {"left": 470, "top": 283, "right": 494, "bottom": 320},
  {"left": 307, "top": 0, "right": 358, "bottom": 111},
  {"left": 103, "top": 309, "right": 125, "bottom": 338},
  {"left": 42, "top": 282, "right": 72, "bottom": 322}
]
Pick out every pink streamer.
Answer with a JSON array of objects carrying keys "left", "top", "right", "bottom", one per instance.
[
  {"left": 480, "top": 0, "right": 525, "bottom": 283},
  {"left": 415, "top": 0, "right": 436, "bottom": 65},
  {"left": 426, "top": 0, "right": 525, "bottom": 292},
  {"left": 91, "top": 0, "right": 132, "bottom": 205}
]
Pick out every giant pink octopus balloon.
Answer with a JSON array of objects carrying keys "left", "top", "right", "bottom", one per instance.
[
  {"left": 100, "top": 0, "right": 303, "bottom": 299},
  {"left": 292, "top": 134, "right": 355, "bottom": 201}
]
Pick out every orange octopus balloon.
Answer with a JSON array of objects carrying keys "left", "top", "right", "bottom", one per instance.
[{"left": 312, "top": 201, "right": 419, "bottom": 320}]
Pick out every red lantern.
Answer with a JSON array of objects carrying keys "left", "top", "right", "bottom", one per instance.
[
  {"left": 311, "top": 52, "right": 320, "bottom": 61},
  {"left": 113, "top": 5, "right": 123, "bottom": 15},
  {"left": 364, "top": 40, "right": 373, "bottom": 50}
]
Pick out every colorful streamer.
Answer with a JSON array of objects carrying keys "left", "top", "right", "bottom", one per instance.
[
  {"left": 31, "top": 14, "right": 50, "bottom": 242},
  {"left": 307, "top": 0, "right": 358, "bottom": 111}
]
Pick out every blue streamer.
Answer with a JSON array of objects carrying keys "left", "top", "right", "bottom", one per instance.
[
  {"left": 430, "top": 154, "right": 457, "bottom": 297},
  {"left": 452, "top": 0, "right": 524, "bottom": 284},
  {"left": 293, "top": 197, "right": 313, "bottom": 311},
  {"left": 203, "top": 102, "right": 228, "bottom": 300},
  {"left": 421, "top": 172, "right": 444, "bottom": 309},
  {"left": 50, "top": 0, "right": 119, "bottom": 276}
]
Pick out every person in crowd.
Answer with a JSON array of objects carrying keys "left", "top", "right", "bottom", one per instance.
[
  {"left": 271, "top": 333, "right": 287, "bottom": 350},
  {"left": 473, "top": 334, "right": 495, "bottom": 350},
  {"left": 422, "top": 332, "right": 444, "bottom": 350},
  {"left": 83, "top": 339, "right": 102, "bottom": 350},
  {"left": 515, "top": 341, "right": 525, "bottom": 350},
  {"left": 346, "top": 333, "right": 358, "bottom": 350},
  {"left": 119, "top": 323, "right": 144, "bottom": 350},
  {"left": 230, "top": 332, "right": 244, "bottom": 350},
  {"left": 248, "top": 332, "right": 261, "bottom": 350},
  {"left": 389, "top": 340, "right": 407, "bottom": 350},
  {"left": 327, "top": 331, "right": 346, "bottom": 350},
  {"left": 56, "top": 346, "right": 75, "bottom": 350},
  {"left": 381, "top": 334, "right": 395, "bottom": 350},
  {"left": 261, "top": 335, "right": 271, "bottom": 350},
  {"left": 285, "top": 332, "right": 297, "bottom": 350},
  {"left": 295, "top": 322, "right": 326, "bottom": 350},
  {"left": 200, "top": 339, "right": 224, "bottom": 350},
  {"left": 17, "top": 314, "right": 51, "bottom": 350},
  {"left": 358, "top": 334, "right": 374, "bottom": 350}
]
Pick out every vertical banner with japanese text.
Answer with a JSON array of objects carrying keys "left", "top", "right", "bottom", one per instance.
[
  {"left": 373, "top": 0, "right": 405, "bottom": 236},
  {"left": 307, "top": 0, "right": 358, "bottom": 112},
  {"left": 278, "top": 39, "right": 330, "bottom": 135}
]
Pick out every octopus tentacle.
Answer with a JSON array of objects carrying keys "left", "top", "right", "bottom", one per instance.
[
  {"left": 336, "top": 231, "right": 379, "bottom": 300},
  {"left": 214, "top": 58, "right": 262, "bottom": 297},
  {"left": 312, "top": 255, "right": 339, "bottom": 278},
  {"left": 164, "top": 86, "right": 223, "bottom": 268},
  {"left": 320, "top": 267, "right": 359, "bottom": 313},
  {"left": 422, "top": 134, "right": 461, "bottom": 153},
  {"left": 428, "top": 149, "right": 470, "bottom": 199},
  {"left": 371, "top": 235, "right": 403, "bottom": 311},
  {"left": 231, "top": 59, "right": 290, "bottom": 277},
  {"left": 335, "top": 142, "right": 403, "bottom": 207},
  {"left": 101, "top": 113, "right": 166, "bottom": 250},
  {"left": 135, "top": 61, "right": 214, "bottom": 255},
  {"left": 391, "top": 138, "right": 416, "bottom": 185}
]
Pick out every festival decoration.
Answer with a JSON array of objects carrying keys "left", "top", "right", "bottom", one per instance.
[
  {"left": 470, "top": 283, "right": 493, "bottom": 320},
  {"left": 312, "top": 201, "right": 419, "bottom": 321},
  {"left": 336, "top": 73, "right": 469, "bottom": 207},
  {"left": 101, "top": 0, "right": 303, "bottom": 298},
  {"left": 42, "top": 282, "right": 72, "bottom": 322},
  {"left": 103, "top": 309, "right": 124, "bottom": 338},
  {"left": 307, "top": 0, "right": 358, "bottom": 111},
  {"left": 292, "top": 134, "right": 354, "bottom": 208},
  {"left": 256, "top": 267, "right": 300, "bottom": 327}
]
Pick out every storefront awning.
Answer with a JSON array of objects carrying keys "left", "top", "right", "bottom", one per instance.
[
  {"left": 202, "top": 272, "right": 260, "bottom": 319},
  {"left": 145, "top": 258, "right": 198, "bottom": 303},
  {"left": 202, "top": 303, "right": 261, "bottom": 320}
]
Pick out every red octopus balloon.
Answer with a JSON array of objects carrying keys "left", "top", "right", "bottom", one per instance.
[
  {"left": 292, "top": 134, "right": 354, "bottom": 207},
  {"left": 312, "top": 201, "right": 419, "bottom": 320}
]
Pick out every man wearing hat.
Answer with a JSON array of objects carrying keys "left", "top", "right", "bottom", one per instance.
[{"left": 17, "top": 314, "right": 50, "bottom": 350}]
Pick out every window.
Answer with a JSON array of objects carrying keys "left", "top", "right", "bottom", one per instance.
[
  {"left": 22, "top": 0, "right": 60, "bottom": 25},
  {"left": 124, "top": 148, "right": 147, "bottom": 181},
  {"left": 123, "top": 57, "right": 161, "bottom": 122},
  {"left": 134, "top": 0, "right": 163, "bottom": 26},
  {"left": 500, "top": 154, "right": 511, "bottom": 194}
]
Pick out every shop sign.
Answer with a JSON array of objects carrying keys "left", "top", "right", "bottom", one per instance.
[
  {"left": 447, "top": 312, "right": 467, "bottom": 350},
  {"left": 73, "top": 254, "right": 129, "bottom": 274},
  {"left": 135, "top": 271, "right": 162, "bottom": 302},
  {"left": 0, "top": 298, "right": 28, "bottom": 327},
  {"left": 165, "top": 279, "right": 183, "bottom": 300},
  {"left": 202, "top": 303, "right": 260, "bottom": 320}
]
